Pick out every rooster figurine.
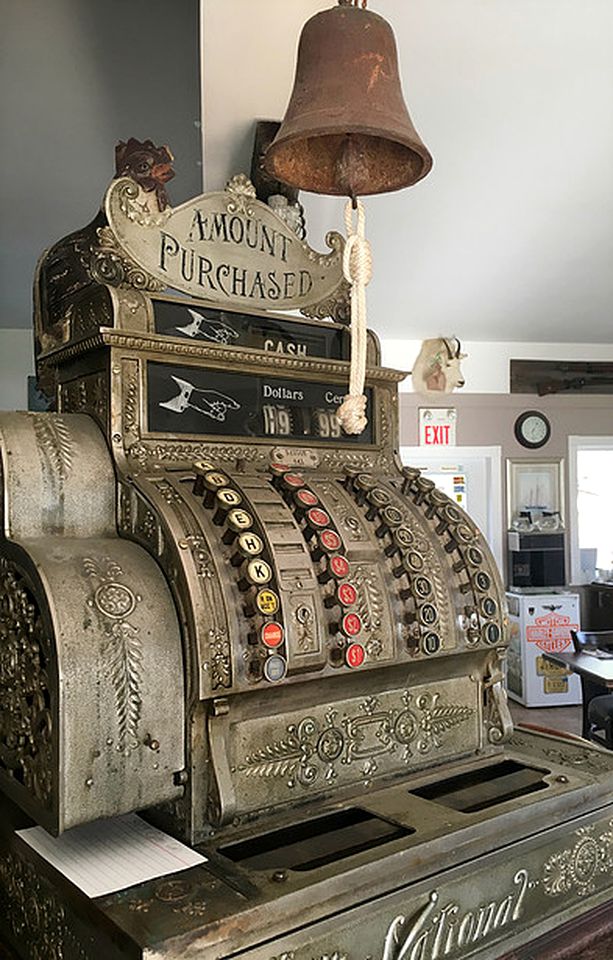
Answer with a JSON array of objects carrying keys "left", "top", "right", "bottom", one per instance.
[{"left": 115, "top": 138, "right": 175, "bottom": 212}]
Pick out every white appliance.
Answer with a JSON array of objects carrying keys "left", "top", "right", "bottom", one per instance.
[{"left": 506, "top": 590, "right": 582, "bottom": 707}]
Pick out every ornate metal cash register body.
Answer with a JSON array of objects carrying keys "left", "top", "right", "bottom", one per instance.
[{"left": 1, "top": 161, "right": 612, "bottom": 960}]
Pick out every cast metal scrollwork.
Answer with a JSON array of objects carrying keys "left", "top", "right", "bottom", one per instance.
[
  {"left": 0, "top": 558, "right": 55, "bottom": 808},
  {"left": 236, "top": 691, "right": 474, "bottom": 789},
  {"left": 0, "top": 851, "right": 90, "bottom": 959}
]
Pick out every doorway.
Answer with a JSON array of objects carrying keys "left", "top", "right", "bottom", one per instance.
[{"left": 569, "top": 436, "right": 613, "bottom": 583}]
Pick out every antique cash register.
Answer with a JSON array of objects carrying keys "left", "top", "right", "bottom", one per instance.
[{"left": 1, "top": 151, "right": 612, "bottom": 960}]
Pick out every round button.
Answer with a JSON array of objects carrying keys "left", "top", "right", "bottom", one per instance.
[
  {"left": 282, "top": 473, "right": 305, "bottom": 489},
  {"left": 204, "top": 471, "right": 230, "bottom": 489},
  {"left": 443, "top": 504, "right": 463, "bottom": 523},
  {"left": 216, "top": 488, "right": 242, "bottom": 508},
  {"left": 270, "top": 462, "right": 289, "bottom": 476},
  {"left": 481, "top": 596, "right": 498, "bottom": 618},
  {"left": 456, "top": 523, "right": 476, "bottom": 543},
  {"left": 256, "top": 589, "right": 279, "bottom": 615},
  {"left": 422, "top": 632, "right": 441, "bottom": 655},
  {"left": 237, "top": 532, "right": 264, "bottom": 557},
  {"left": 346, "top": 643, "right": 365, "bottom": 668},
  {"left": 416, "top": 477, "right": 435, "bottom": 493},
  {"left": 307, "top": 508, "right": 330, "bottom": 529},
  {"left": 226, "top": 509, "right": 253, "bottom": 532},
  {"left": 193, "top": 459, "right": 215, "bottom": 472},
  {"left": 475, "top": 571, "right": 492, "bottom": 592},
  {"left": 414, "top": 576, "right": 432, "bottom": 598},
  {"left": 264, "top": 655, "right": 287, "bottom": 682},
  {"left": 261, "top": 622, "right": 284, "bottom": 649},
  {"left": 329, "top": 555, "right": 350, "bottom": 579},
  {"left": 485, "top": 622, "right": 501, "bottom": 645},
  {"left": 382, "top": 505, "right": 403, "bottom": 527},
  {"left": 296, "top": 489, "right": 319, "bottom": 508},
  {"left": 338, "top": 582, "right": 357, "bottom": 607},
  {"left": 394, "top": 527, "right": 414, "bottom": 549},
  {"left": 405, "top": 551, "right": 425, "bottom": 572},
  {"left": 466, "top": 546, "right": 484, "bottom": 567},
  {"left": 420, "top": 604, "right": 438, "bottom": 626},
  {"left": 367, "top": 488, "right": 391, "bottom": 508},
  {"left": 319, "top": 529, "right": 342, "bottom": 553},
  {"left": 355, "top": 473, "right": 376, "bottom": 491},
  {"left": 341, "top": 612, "right": 362, "bottom": 637},
  {"left": 247, "top": 559, "right": 272, "bottom": 585}
]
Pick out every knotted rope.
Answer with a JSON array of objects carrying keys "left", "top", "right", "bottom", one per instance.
[{"left": 336, "top": 198, "right": 372, "bottom": 435}]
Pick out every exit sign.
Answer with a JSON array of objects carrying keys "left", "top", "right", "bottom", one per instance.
[{"left": 419, "top": 408, "right": 457, "bottom": 446}]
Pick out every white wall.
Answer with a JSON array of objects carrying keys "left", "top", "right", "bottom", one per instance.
[
  {"left": 0, "top": 331, "right": 34, "bottom": 411},
  {"left": 200, "top": 0, "right": 613, "bottom": 345},
  {"left": 201, "top": 0, "right": 322, "bottom": 190},
  {"left": 380, "top": 339, "right": 613, "bottom": 393}
]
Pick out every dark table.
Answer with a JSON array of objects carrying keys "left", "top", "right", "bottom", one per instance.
[{"left": 543, "top": 650, "right": 613, "bottom": 737}]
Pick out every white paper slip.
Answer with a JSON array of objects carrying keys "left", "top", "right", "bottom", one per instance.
[{"left": 17, "top": 814, "right": 207, "bottom": 899}]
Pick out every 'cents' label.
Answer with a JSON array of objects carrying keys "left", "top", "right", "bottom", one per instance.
[
  {"left": 346, "top": 643, "right": 365, "bottom": 668},
  {"left": 261, "top": 622, "right": 284, "bottom": 648}
]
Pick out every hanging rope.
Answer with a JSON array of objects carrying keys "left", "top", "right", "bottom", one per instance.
[{"left": 336, "top": 198, "right": 372, "bottom": 435}]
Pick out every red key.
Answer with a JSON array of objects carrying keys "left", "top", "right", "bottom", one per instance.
[
  {"left": 261, "top": 622, "right": 284, "bottom": 649},
  {"left": 296, "top": 489, "right": 319, "bottom": 507},
  {"left": 346, "top": 643, "right": 365, "bottom": 668},
  {"left": 320, "top": 529, "right": 342, "bottom": 552},
  {"left": 341, "top": 612, "right": 362, "bottom": 637},
  {"left": 330, "top": 555, "right": 350, "bottom": 579},
  {"left": 338, "top": 582, "right": 357, "bottom": 607},
  {"left": 283, "top": 473, "right": 305, "bottom": 489},
  {"left": 307, "top": 508, "right": 330, "bottom": 529}
]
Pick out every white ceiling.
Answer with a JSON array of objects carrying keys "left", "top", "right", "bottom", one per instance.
[{"left": 203, "top": 0, "right": 613, "bottom": 343}]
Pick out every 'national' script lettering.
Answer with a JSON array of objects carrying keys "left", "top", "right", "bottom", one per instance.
[{"left": 381, "top": 869, "right": 531, "bottom": 960}]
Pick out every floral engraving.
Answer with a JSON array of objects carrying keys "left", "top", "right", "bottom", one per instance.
[
  {"left": 237, "top": 692, "right": 474, "bottom": 789},
  {"left": 82, "top": 557, "right": 142, "bottom": 754},
  {"left": 542, "top": 822, "right": 613, "bottom": 897},
  {"left": 32, "top": 415, "right": 73, "bottom": 482}
]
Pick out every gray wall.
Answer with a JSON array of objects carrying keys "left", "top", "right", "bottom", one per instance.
[
  {"left": 0, "top": 0, "right": 202, "bottom": 334},
  {"left": 400, "top": 392, "right": 613, "bottom": 460},
  {"left": 400, "top": 391, "right": 613, "bottom": 533}
]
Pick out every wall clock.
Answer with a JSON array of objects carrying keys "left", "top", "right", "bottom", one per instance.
[{"left": 514, "top": 410, "right": 551, "bottom": 449}]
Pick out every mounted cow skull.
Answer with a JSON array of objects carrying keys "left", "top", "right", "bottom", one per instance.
[{"left": 411, "top": 338, "right": 467, "bottom": 395}]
